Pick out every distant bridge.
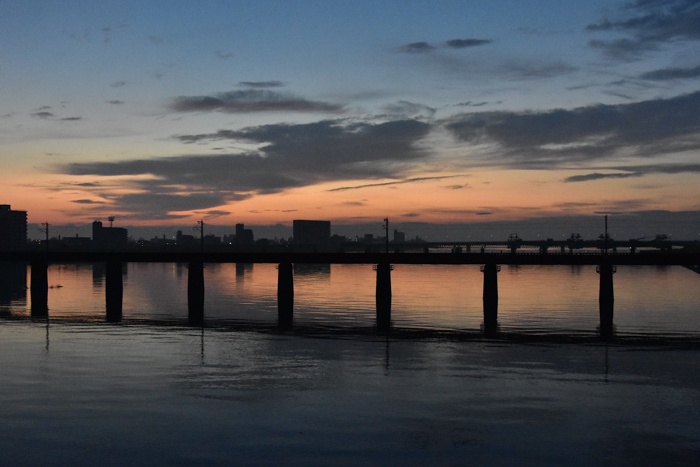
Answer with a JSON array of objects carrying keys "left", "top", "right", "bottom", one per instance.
[{"left": 2, "top": 249, "right": 699, "bottom": 339}]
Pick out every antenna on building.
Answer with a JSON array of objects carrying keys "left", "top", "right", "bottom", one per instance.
[{"left": 108, "top": 216, "right": 115, "bottom": 228}]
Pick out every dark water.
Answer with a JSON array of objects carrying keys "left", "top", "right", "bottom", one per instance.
[{"left": 1, "top": 263, "right": 699, "bottom": 465}]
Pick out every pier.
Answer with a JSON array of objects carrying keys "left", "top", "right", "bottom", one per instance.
[{"left": 5, "top": 250, "right": 699, "bottom": 338}]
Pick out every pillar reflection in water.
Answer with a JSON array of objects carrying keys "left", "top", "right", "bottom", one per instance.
[
  {"left": 188, "top": 261, "right": 205, "bottom": 325},
  {"left": 30, "top": 259, "right": 48, "bottom": 317},
  {"left": 105, "top": 261, "right": 123, "bottom": 322},
  {"left": 277, "top": 262, "right": 294, "bottom": 329},
  {"left": 0, "top": 262, "right": 27, "bottom": 314},
  {"left": 481, "top": 263, "right": 500, "bottom": 336},
  {"left": 597, "top": 263, "right": 615, "bottom": 339},
  {"left": 375, "top": 262, "right": 392, "bottom": 333}
]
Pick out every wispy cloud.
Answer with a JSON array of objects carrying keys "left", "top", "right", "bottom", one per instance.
[
  {"left": 31, "top": 112, "right": 55, "bottom": 119},
  {"left": 328, "top": 175, "right": 463, "bottom": 192},
  {"left": 71, "top": 199, "right": 105, "bottom": 204},
  {"left": 171, "top": 90, "right": 343, "bottom": 113},
  {"left": 238, "top": 81, "right": 285, "bottom": 88},
  {"left": 564, "top": 163, "right": 700, "bottom": 182},
  {"left": 397, "top": 42, "right": 436, "bottom": 54},
  {"left": 587, "top": 0, "right": 700, "bottom": 60},
  {"left": 640, "top": 64, "right": 700, "bottom": 81},
  {"left": 381, "top": 101, "right": 436, "bottom": 118},
  {"left": 445, "top": 38, "right": 492, "bottom": 49},
  {"left": 445, "top": 91, "right": 700, "bottom": 166},
  {"left": 564, "top": 172, "right": 642, "bottom": 182},
  {"left": 398, "top": 38, "right": 493, "bottom": 53},
  {"left": 215, "top": 50, "right": 233, "bottom": 59}
]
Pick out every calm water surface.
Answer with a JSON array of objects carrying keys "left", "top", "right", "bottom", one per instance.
[{"left": 1, "top": 263, "right": 699, "bottom": 465}]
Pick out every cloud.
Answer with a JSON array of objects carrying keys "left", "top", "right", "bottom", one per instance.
[
  {"left": 639, "top": 64, "right": 700, "bottom": 80},
  {"left": 397, "top": 42, "right": 436, "bottom": 54},
  {"left": 499, "top": 60, "right": 578, "bottom": 79},
  {"left": 444, "top": 91, "right": 700, "bottom": 167},
  {"left": 564, "top": 163, "right": 700, "bottom": 182},
  {"left": 110, "top": 81, "right": 126, "bottom": 88},
  {"left": 110, "top": 193, "right": 249, "bottom": 217},
  {"left": 196, "top": 209, "right": 231, "bottom": 217},
  {"left": 60, "top": 117, "right": 82, "bottom": 121},
  {"left": 71, "top": 199, "right": 105, "bottom": 204},
  {"left": 445, "top": 39, "right": 492, "bottom": 48},
  {"left": 170, "top": 90, "right": 343, "bottom": 113},
  {"left": 587, "top": 0, "right": 700, "bottom": 60},
  {"left": 215, "top": 50, "right": 233, "bottom": 59},
  {"left": 147, "top": 35, "right": 166, "bottom": 44},
  {"left": 328, "top": 175, "right": 462, "bottom": 192},
  {"left": 564, "top": 172, "right": 642, "bottom": 182},
  {"left": 381, "top": 101, "right": 436, "bottom": 118},
  {"left": 58, "top": 119, "right": 431, "bottom": 218},
  {"left": 106, "top": 100, "right": 125, "bottom": 105},
  {"left": 238, "top": 81, "right": 285, "bottom": 88},
  {"left": 31, "top": 112, "right": 55, "bottom": 119},
  {"left": 402, "top": 213, "right": 420, "bottom": 217},
  {"left": 454, "top": 101, "right": 491, "bottom": 107}
]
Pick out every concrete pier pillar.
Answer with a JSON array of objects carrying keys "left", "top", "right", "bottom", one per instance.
[
  {"left": 375, "top": 262, "right": 392, "bottom": 332},
  {"left": 597, "top": 263, "right": 615, "bottom": 338},
  {"left": 105, "top": 260, "right": 123, "bottom": 322},
  {"left": 188, "top": 260, "right": 205, "bottom": 325},
  {"left": 277, "top": 262, "right": 294, "bottom": 329},
  {"left": 30, "top": 259, "right": 48, "bottom": 316},
  {"left": 481, "top": 263, "right": 500, "bottom": 335}
]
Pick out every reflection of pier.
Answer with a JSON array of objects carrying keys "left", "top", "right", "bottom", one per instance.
[
  {"left": 0, "top": 262, "right": 27, "bottom": 314},
  {"left": 3, "top": 250, "right": 699, "bottom": 338}
]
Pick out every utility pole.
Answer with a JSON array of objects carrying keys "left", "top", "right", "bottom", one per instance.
[
  {"left": 196, "top": 220, "right": 204, "bottom": 253},
  {"left": 40, "top": 222, "right": 50, "bottom": 253},
  {"left": 383, "top": 218, "right": 389, "bottom": 254}
]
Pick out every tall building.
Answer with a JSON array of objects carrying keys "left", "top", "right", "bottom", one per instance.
[
  {"left": 235, "top": 223, "right": 254, "bottom": 244},
  {"left": 92, "top": 221, "right": 128, "bottom": 249},
  {"left": 293, "top": 220, "right": 331, "bottom": 246},
  {"left": 0, "top": 205, "right": 27, "bottom": 250}
]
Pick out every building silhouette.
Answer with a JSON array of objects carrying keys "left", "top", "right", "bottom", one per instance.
[
  {"left": 0, "top": 205, "right": 27, "bottom": 250},
  {"left": 235, "top": 224, "right": 254, "bottom": 245},
  {"left": 293, "top": 220, "right": 330, "bottom": 246},
  {"left": 92, "top": 221, "right": 128, "bottom": 249}
]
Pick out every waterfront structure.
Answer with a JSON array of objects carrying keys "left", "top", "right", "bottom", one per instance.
[
  {"left": 0, "top": 205, "right": 27, "bottom": 250},
  {"left": 8, "top": 249, "right": 698, "bottom": 338},
  {"left": 293, "top": 220, "right": 330, "bottom": 247}
]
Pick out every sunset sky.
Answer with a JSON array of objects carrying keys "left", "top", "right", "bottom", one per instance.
[{"left": 2, "top": 0, "right": 700, "bottom": 235}]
